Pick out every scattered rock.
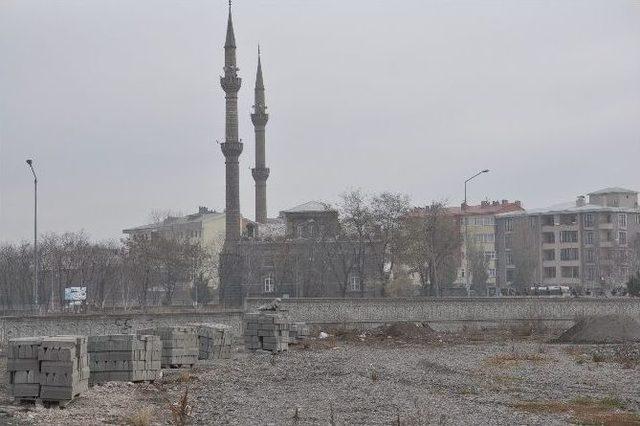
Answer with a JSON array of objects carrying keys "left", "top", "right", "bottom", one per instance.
[{"left": 555, "top": 315, "right": 640, "bottom": 344}]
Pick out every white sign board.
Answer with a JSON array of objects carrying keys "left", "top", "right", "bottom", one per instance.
[{"left": 64, "top": 287, "right": 87, "bottom": 302}]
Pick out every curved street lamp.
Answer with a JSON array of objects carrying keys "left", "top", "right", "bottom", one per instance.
[
  {"left": 464, "top": 169, "right": 490, "bottom": 207},
  {"left": 26, "top": 159, "right": 38, "bottom": 308}
]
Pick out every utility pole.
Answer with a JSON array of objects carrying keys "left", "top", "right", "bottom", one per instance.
[
  {"left": 26, "top": 159, "right": 38, "bottom": 309},
  {"left": 463, "top": 169, "right": 490, "bottom": 296}
]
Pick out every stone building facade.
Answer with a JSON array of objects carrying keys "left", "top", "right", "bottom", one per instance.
[
  {"left": 234, "top": 202, "right": 383, "bottom": 299},
  {"left": 495, "top": 188, "right": 640, "bottom": 294}
]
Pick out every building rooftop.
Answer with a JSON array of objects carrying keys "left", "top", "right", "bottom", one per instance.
[
  {"left": 446, "top": 201, "right": 523, "bottom": 216},
  {"left": 281, "top": 201, "right": 333, "bottom": 213},
  {"left": 497, "top": 201, "right": 639, "bottom": 218},
  {"left": 123, "top": 207, "right": 224, "bottom": 233},
  {"left": 588, "top": 187, "right": 638, "bottom": 195}
]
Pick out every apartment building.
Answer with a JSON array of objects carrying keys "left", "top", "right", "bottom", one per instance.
[
  {"left": 123, "top": 206, "right": 227, "bottom": 248},
  {"left": 450, "top": 200, "right": 524, "bottom": 294},
  {"left": 495, "top": 188, "right": 640, "bottom": 294}
]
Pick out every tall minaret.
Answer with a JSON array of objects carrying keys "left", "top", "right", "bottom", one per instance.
[
  {"left": 251, "top": 46, "right": 269, "bottom": 224},
  {"left": 220, "top": 1, "right": 243, "bottom": 243}
]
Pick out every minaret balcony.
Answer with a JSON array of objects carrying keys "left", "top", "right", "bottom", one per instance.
[
  {"left": 251, "top": 112, "right": 269, "bottom": 126},
  {"left": 221, "top": 141, "right": 243, "bottom": 158},
  {"left": 220, "top": 75, "right": 242, "bottom": 93},
  {"left": 252, "top": 167, "right": 270, "bottom": 181}
]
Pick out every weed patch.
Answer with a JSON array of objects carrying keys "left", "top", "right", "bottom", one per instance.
[
  {"left": 485, "top": 352, "right": 551, "bottom": 366},
  {"left": 513, "top": 396, "right": 638, "bottom": 425}
]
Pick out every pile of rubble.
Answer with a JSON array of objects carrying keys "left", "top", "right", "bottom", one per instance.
[
  {"left": 289, "top": 322, "right": 311, "bottom": 342},
  {"left": 555, "top": 315, "right": 640, "bottom": 344},
  {"left": 191, "top": 323, "right": 233, "bottom": 360},
  {"left": 88, "top": 334, "right": 162, "bottom": 384},
  {"left": 137, "top": 326, "right": 198, "bottom": 368},
  {"left": 244, "top": 312, "right": 290, "bottom": 352}
]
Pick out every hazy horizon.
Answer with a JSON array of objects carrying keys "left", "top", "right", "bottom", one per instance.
[{"left": 1, "top": 0, "right": 639, "bottom": 243}]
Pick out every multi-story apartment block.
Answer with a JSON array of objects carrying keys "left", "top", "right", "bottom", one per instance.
[
  {"left": 123, "top": 206, "right": 228, "bottom": 248},
  {"left": 495, "top": 188, "right": 640, "bottom": 294},
  {"left": 450, "top": 200, "right": 524, "bottom": 294}
]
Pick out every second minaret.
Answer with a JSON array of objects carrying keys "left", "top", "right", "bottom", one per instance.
[{"left": 251, "top": 47, "right": 269, "bottom": 224}]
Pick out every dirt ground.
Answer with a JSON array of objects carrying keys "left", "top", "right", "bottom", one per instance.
[{"left": 1, "top": 329, "right": 639, "bottom": 425}]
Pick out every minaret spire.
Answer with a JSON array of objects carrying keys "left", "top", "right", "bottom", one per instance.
[
  {"left": 251, "top": 44, "right": 269, "bottom": 224},
  {"left": 225, "top": 1, "right": 235, "bottom": 48},
  {"left": 220, "top": 0, "right": 243, "bottom": 242}
]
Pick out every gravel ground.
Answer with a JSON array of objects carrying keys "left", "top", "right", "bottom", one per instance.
[{"left": 1, "top": 334, "right": 639, "bottom": 425}]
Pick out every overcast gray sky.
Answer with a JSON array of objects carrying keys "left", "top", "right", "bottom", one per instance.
[{"left": 1, "top": 0, "right": 639, "bottom": 243}]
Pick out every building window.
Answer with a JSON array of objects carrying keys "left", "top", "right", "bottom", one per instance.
[
  {"left": 484, "top": 217, "right": 494, "bottom": 226},
  {"left": 584, "top": 213, "right": 594, "bottom": 228},
  {"left": 560, "top": 231, "right": 578, "bottom": 243},
  {"left": 600, "top": 230, "right": 613, "bottom": 242},
  {"left": 586, "top": 266, "right": 596, "bottom": 281},
  {"left": 476, "top": 234, "right": 495, "bottom": 244},
  {"left": 542, "top": 232, "right": 555, "bottom": 244},
  {"left": 561, "top": 266, "right": 580, "bottom": 279},
  {"left": 544, "top": 267, "right": 556, "bottom": 279},
  {"left": 348, "top": 273, "right": 361, "bottom": 292},
  {"left": 504, "top": 234, "right": 512, "bottom": 249},
  {"left": 542, "top": 215, "right": 555, "bottom": 226},
  {"left": 619, "top": 231, "right": 627, "bottom": 245},
  {"left": 584, "top": 248, "right": 595, "bottom": 263},
  {"left": 506, "top": 269, "right": 514, "bottom": 283},
  {"left": 618, "top": 214, "right": 627, "bottom": 228},
  {"left": 585, "top": 231, "right": 594, "bottom": 245},
  {"left": 504, "top": 219, "right": 513, "bottom": 232},
  {"left": 543, "top": 249, "right": 555, "bottom": 261},
  {"left": 602, "top": 213, "right": 612, "bottom": 224},
  {"left": 621, "top": 267, "right": 629, "bottom": 279},
  {"left": 560, "top": 214, "right": 577, "bottom": 225},
  {"left": 636, "top": 214, "right": 640, "bottom": 225},
  {"left": 488, "top": 268, "right": 496, "bottom": 278},
  {"left": 263, "top": 274, "right": 275, "bottom": 293},
  {"left": 484, "top": 251, "right": 496, "bottom": 262},
  {"left": 506, "top": 252, "right": 513, "bottom": 265},
  {"left": 529, "top": 217, "right": 537, "bottom": 228},
  {"left": 560, "top": 248, "right": 579, "bottom": 261}
]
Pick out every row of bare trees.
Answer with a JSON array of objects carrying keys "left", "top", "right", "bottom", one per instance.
[
  {"left": 0, "top": 231, "right": 213, "bottom": 312},
  {"left": 1, "top": 192, "right": 470, "bottom": 309}
]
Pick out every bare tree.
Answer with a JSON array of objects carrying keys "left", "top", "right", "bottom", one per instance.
[
  {"left": 509, "top": 220, "right": 538, "bottom": 293},
  {"left": 369, "top": 192, "right": 411, "bottom": 296},
  {"left": 401, "top": 202, "right": 462, "bottom": 296},
  {"left": 467, "top": 241, "right": 489, "bottom": 295}
]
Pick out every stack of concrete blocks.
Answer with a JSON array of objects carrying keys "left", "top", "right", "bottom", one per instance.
[
  {"left": 191, "top": 323, "right": 233, "bottom": 360},
  {"left": 289, "top": 322, "right": 311, "bottom": 342},
  {"left": 244, "top": 312, "right": 290, "bottom": 352},
  {"left": 137, "top": 326, "right": 198, "bottom": 368},
  {"left": 38, "top": 336, "right": 90, "bottom": 403},
  {"left": 7, "top": 337, "right": 43, "bottom": 401},
  {"left": 88, "top": 334, "right": 162, "bottom": 384}
]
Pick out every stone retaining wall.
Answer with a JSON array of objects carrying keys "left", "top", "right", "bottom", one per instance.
[
  {"left": 3, "top": 298, "right": 639, "bottom": 343},
  {"left": 246, "top": 297, "right": 640, "bottom": 330}
]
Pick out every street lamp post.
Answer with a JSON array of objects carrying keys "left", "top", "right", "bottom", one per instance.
[
  {"left": 463, "top": 169, "right": 490, "bottom": 296},
  {"left": 464, "top": 169, "right": 490, "bottom": 207},
  {"left": 26, "top": 159, "right": 38, "bottom": 308}
]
